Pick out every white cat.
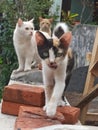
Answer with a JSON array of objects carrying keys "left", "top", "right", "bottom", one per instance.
[
  {"left": 13, "top": 18, "right": 40, "bottom": 73},
  {"left": 35, "top": 23, "right": 73, "bottom": 117}
]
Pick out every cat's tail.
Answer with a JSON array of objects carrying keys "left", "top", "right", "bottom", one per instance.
[{"left": 52, "top": 22, "right": 69, "bottom": 39}]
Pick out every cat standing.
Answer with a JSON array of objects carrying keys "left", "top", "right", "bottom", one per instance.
[
  {"left": 39, "top": 17, "right": 53, "bottom": 36},
  {"left": 13, "top": 18, "right": 40, "bottom": 73},
  {"left": 35, "top": 23, "right": 74, "bottom": 117}
]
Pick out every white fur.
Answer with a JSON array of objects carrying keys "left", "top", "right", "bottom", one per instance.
[
  {"left": 42, "top": 54, "right": 69, "bottom": 117},
  {"left": 52, "top": 22, "right": 69, "bottom": 38},
  {"left": 53, "top": 22, "right": 69, "bottom": 33},
  {"left": 13, "top": 19, "right": 40, "bottom": 72}
]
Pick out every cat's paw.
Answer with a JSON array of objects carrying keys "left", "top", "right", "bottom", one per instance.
[
  {"left": 13, "top": 68, "right": 24, "bottom": 74},
  {"left": 24, "top": 68, "right": 32, "bottom": 72},
  {"left": 46, "top": 104, "right": 56, "bottom": 117}
]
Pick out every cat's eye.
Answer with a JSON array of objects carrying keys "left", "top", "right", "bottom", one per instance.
[
  {"left": 25, "top": 27, "right": 29, "bottom": 30},
  {"left": 46, "top": 23, "right": 49, "bottom": 25},
  {"left": 42, "top": 22, "right": 45, "bottom": 25},
  {"left": 56, "top": 52, "right": 63, "bottom": 57},
  {"left": 43, "top": 52, "right": 49, "bottom": 57}
]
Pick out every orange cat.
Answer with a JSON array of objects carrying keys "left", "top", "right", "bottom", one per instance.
[{"left": 39, "top": 17, "right": 53, "bottom": 36}]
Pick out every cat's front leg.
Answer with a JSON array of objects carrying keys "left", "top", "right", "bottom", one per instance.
[
  {"left": 43, "top": 85, "right": 53, "bottom": 111},
  {"left": 24, "top": 58, "right": 32, "bottom": 71},
  {"left": 13, "top": 57, "right": 24, "bottom": 73},
  {"left": 46, "top": 97, "right": 57, "bottom": 117},
  {"left": 46, "top": 82, "right": 65, "bottom": 117}
]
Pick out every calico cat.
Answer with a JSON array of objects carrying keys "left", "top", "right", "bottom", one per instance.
[
  {"left": 53, "top": 23, "right": 74, "bottom": 97},
  {"left": 13, "top": 18, "right": 40, "bottom": 73},
  {"left": 39, "top": 17, "right": 53, "bottom": 36},
  {"left": 35, "top": 26, "right": 73, "bottom": 117}
]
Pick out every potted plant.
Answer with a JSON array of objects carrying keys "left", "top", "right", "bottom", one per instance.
[{"left": 61, "top": 11, "right": 79, "bottom": 29}]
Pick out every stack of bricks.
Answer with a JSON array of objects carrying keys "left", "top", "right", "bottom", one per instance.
[
  {"left": 2, "top": 84, "right": 45, "bottom": 116},
  {"left": 1, "top": 84, "right": 80, "bottom": 129}
]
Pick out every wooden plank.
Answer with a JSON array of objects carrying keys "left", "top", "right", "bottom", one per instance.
[
  {"left": 83, "top": 29, "right": 98, "bottom": 96},
  {"left": 90, "top": 61, "right": 98, "bottom": 77},
  {"left": 76, "top": 84, "right": 98, "bottom": 108},
  {"left": 79, "top": 104, "right": 89, "bottom": 124},
  {"left": 86, "top": 112, "right": 98, "bottom": 121},
  {"left": 80, "top": 28, "right": 98, "bottom": 124}
]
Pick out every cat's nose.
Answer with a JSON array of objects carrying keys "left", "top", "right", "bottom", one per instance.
[
  {"left": 30, "top": 32, "right": 33, "bottom": 35},
  {"left": 50, "top": 62, "right": 54, "bottom": 65}
]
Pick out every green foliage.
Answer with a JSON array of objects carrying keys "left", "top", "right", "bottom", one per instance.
[
  {"left": 0, "top": 0, "right": 56, "bottom": 101},
  {"left": 0, "top": 0, "right": 54, "bottom": 28},
  {"left": 0, "top": 19, "right": 18, "bottom": 101},
  {"left": 61, "top": 11, "right": 79, "bottom": 30}
]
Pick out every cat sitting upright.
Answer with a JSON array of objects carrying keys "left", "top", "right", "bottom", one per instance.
[
  {"left": 39, "top": 17, "right": 53, "bottom": 36},
  {"left": 35, "top": 23, "right": 74, "bottom": 117},
  {"left": 13, "top": 18, "right": 39, "bottom": 73}
]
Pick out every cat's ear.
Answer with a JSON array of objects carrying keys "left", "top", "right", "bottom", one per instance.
[
  {"left": 60, "top": 32, "right": 72, "bottom": 49},
  {"left": 49, "top": 18, "right": 53, "bottom": 23},
  {"left": 35, "top": 31, "right": 47, "bottom": 46},
  {"left": 29, "top": 18, "right": 34, "bottom": 23},
  {"left": 39, "top": 17, "right": 43, "bottom": 22},
  {"left": 17, "top": 18, "right": 23, "bottom": 27}
]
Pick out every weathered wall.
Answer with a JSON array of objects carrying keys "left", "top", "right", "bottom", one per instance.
[
  {"left": 71, "top": 24, "right": 97, "bottom": 69},
  {"left": 67, "top": 24, "right": 98, "bottom": 92}
]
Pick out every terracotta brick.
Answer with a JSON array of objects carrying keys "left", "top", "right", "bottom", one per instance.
[
  {"left": 15, "top": 106, "right": 63, "bottom": 130},
  {"left": 3, "top": 84, "right": 45, "bottom": 107},
  {"left": 57, "top": 106, "right": 80, "bottom": 124},
  {"left": 1, "top": 101, "right": 31, "bottom": 116},
  {"left": 15, "top": 117, "right": 61, "bottom": 130},
  {"left": 17, "top": 129, "right": 34, "bottom": 130},
  {"left": 15, "top": 106, "right": 80, "bottom": 129},
  {"left": 18, "top": 106, "right": 65, "bottom": 123},
  {"left": 18, "top": 106, "right": 80, "bottom": 124}
]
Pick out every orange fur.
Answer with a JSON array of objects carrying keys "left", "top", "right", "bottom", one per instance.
[{"left": 39, "top": 17, "right": 53, "bottom": 36}]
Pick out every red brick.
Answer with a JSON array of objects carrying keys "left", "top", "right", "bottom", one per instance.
[
  {"left": 19, "top": 106, "right": 65, "bottom": 123},
  {"left": 15, "top": 117, "right": 61, "bottom": 130},
  {"left": 3, "top": 84, "right": 45, "bottom": 107},
  {"left": 17, "top": 129, "right": 34, "bottom": 130},
  {"left": 15, "top": 106, "right": 80, "bottom": 129},
  {"left": 57, "top": 106, "right": 80, "bottom": 124},
  {"left": 1, "top": 101, "right": 31, "bottom": 116},
  {"left": 15, "top": 106, "right": 63, "bottom": 129}
]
